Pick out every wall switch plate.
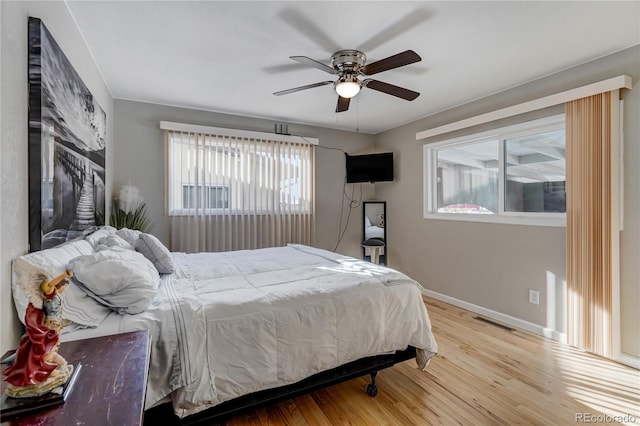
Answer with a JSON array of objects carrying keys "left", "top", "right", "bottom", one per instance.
[{"left": 528, "top": 289, "right": 540, "bottom": 305}]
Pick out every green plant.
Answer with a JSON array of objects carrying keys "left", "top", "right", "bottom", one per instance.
[
  {"left": 110, "top": 198, "right": 152, "bottom": 232},
  {"left": 109, "top": 185, "right": 153, "bottom": 232}
]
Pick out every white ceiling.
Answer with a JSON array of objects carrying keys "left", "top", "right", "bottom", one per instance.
[{"left": 66, "top": 1, "right": 640, "bottom": 134}]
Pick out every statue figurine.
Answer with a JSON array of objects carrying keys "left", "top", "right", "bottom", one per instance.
[
  {"left": 40, "top": 271, "right": 70, "bottom": 336},
  {"left": 2, "top": 270, "right": 74, "bottom": 398}
]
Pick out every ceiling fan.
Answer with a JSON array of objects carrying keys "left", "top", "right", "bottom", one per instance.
[{"left": 273, "top": 49, "right": 421, "bottom": 113}]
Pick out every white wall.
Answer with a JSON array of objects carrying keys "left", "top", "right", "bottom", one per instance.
[
  {"left": 112, "top": 99, "right": 375, "bottom": 257},
  {"left": 374, "top": 46, "right": 640, "bottom": 358},
  {"left": 0, "top": 1, "right": 114, "bottom": 353}
]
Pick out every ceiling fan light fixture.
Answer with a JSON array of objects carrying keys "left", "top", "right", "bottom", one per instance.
[
  {"left": 277, "top": 49, "right": 421, "bottom": 113},
  {"left": 335, "top": 76, "right": 361, "bottom": 98}
]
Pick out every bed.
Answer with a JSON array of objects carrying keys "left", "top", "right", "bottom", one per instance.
[{"left": 11, "top": 226, "right": 437, "bottom": 423}]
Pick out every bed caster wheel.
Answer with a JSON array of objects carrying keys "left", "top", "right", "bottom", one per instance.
[
  {"left": 367, "top": 371, "right": 378, "bottom": 397},
  {"left": 366, "top": 383, "right": 378, "bottom": 397}
]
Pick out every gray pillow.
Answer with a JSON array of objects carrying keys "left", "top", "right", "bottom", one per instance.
[{"left": 135, "top": 233, "right": 174, "bottom": 274}]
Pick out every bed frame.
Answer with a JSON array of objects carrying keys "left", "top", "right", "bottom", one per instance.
[{"left": 144, "top": 346, "right": 417, "bottom": 425}]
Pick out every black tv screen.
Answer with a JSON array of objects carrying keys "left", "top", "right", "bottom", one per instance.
[{"left": 345, "top": 152, "right": 394, "bottom": 183}]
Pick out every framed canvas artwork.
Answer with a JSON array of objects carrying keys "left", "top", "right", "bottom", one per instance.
[{"left": 28, "top": 17, "right": 106, "bottom": 251}]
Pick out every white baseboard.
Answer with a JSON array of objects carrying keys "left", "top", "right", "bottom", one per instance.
[
  {"left": 615, "top": 352, "right": 640, "bottom": 370},
  {"left": 422, "top": 288, "right": 567, "bottom": 343},
  {"left": 422, "top": 289, "right": 639, "bottom": 369}
]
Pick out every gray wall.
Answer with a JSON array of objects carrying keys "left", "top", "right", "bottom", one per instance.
[
  {"left": 0, "top": 1, "right": 114, "bottom": 354},
  {"left": 1, "top": 3, "right": 635, "bottom": 361},
  {"left": 113, "top": 100, "right": 375, "bottom": 257},
  {"left": 374, "top": 46, "right": 640, "bottom": 357}
]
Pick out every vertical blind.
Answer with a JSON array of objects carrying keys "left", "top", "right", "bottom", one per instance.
[
  {"left": 164, "top": 129, "right": 315, "bottom": 253},
  {"left": 566, "top": 91, "right": 619, "bottom": 358}
]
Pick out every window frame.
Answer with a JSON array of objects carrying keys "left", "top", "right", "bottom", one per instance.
[{"left": 423, "top": 114, "right": 566, "bottom": 227}]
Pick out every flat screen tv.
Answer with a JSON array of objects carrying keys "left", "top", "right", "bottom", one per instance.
[{"left": 345, "top": 152, "right": 394, "bottom": 183}]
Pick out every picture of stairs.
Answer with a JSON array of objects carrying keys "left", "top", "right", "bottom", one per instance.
[
  {"left": 71, "top": 177, "right": 96, "bottom": 231},
  {"left": 29, "top": 18, "right": 106, "bottom": 251}
]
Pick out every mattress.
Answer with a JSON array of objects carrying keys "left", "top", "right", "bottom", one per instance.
[{"left": 62, "top": 244, "right": 438, "bottom": 418}]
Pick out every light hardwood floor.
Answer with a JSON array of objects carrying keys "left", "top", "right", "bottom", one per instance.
[{"left": 218, "top": 296, "right": 640, "bottom": 425}]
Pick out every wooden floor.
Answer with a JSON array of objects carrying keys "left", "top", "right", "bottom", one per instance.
[{"left": 210, "top": 297, "right": 640, "bottom": 426}]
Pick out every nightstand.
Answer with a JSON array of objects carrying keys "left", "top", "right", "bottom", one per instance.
[{"left": 1, "top": 330, "right": 151, "bottom": 426}]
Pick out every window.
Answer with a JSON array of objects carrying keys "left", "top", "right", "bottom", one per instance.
[
  {"left": 504, "top": 128, "right": 566, "bottom": 213},
  {"left": 182, "top": 184, "right": 229, "bottom": 210},
  {"left": 167, "top": 131, "right": 313, "bottom": 216},
  {"left": 435, "top": 139, "right": 499, "bottom": 214},
  {"left": 424, "top": 115, "right": 565, "bottom": 226}
]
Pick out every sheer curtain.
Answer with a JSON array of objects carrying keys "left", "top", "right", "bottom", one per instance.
[
  {"left": 164, "top": 128, "right": 315, "bottom": 253},
  {"left": 566, "top": 91, "right": 620, "bottom": 358}
]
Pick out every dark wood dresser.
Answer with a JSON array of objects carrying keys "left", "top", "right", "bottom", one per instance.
[{"left": 1, "top": 330, "right": 151, "bottom": 426}]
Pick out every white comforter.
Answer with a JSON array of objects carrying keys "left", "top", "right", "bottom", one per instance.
[{"left": 63, "top": 244, "right": 437, "bottom": 418}]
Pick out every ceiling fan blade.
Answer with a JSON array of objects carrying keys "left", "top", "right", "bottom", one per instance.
[
  {"left": 360, "top": 50, "right": 421, "bottom": 76},
  {"left": 335, "top": 96, "right": 350, "bottom": 113},
  {"left": 279, "top": 8, "right": 340, "bottom": 53},
  {"left": 363, "top": 79, "right": 420, "bottom": 101},
  {"left": 290, "top": 56, "right": 338, "bottom": 74},
  {"left": 357, "top": 9, "right": 430, "bottom": 52},
  {"left": 274, "top": 81, "right": 333, "bottom": 96}
]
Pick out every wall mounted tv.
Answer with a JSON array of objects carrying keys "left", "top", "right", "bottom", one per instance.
[{"left": 345, "top": 152, "right": 394, "bottom": 183}]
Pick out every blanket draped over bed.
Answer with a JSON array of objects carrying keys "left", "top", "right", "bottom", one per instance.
[{"left": 63, "top": 244, "right": 438, "bottom": 418}]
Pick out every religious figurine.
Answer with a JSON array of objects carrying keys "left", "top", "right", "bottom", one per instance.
[
  {"left": 40, "top": 271, "right": 71, "bottom": 335},
  {"left": 2, "top": 271, "right": 74, "bottom": 398}
]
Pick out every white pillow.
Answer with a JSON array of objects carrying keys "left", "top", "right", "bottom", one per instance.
[
  {"left": 116, "top": 228, "right": 142, "bottom": 247},
  {"left": 69, "top": 248, "right": 160, "bottom": 315},
  {"left": 97, "top": 234, "right": 134, "bottom": 251},
  {"left": 135, "top": 233, "right": 174, "bottom": 274},
  {"left": 12, "top": 239, "right": 111, "bottom": 329},
  {"left": 84, "top": 225, "right": 118, "bottom": 248}
]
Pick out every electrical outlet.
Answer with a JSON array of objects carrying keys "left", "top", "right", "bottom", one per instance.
[{"left": 528, "top": 289, "right": 540, "bottom": 305}]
